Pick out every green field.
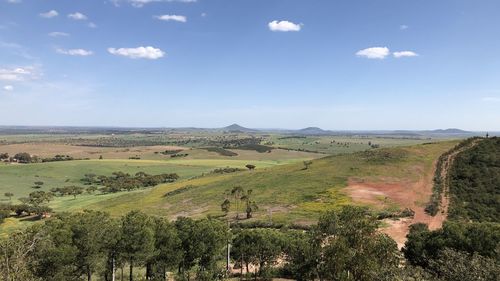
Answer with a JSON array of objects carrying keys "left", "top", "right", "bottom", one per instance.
[
  {"left": 0, "top": 132, "right": 458, "bottom": 235},
  {"left": 0, "top": 146, "right": 320, "bottom": 233},
  {"left": 91, "top": 141, "right": 457, "bottom": 224},
  {"left": 266, "top": 135, "right": 434, "bottom": 154}
]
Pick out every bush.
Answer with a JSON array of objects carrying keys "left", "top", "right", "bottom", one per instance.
[{"left": 203, "top": 147, "right": 238, "bottom": 157}]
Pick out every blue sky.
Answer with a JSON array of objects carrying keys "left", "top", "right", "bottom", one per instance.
[{"left": 1, "top": 0, "right": 499, "bottom": 130}]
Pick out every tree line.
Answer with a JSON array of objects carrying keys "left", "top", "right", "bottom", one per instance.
[
  {"left": 0, "top": 153, "right": 87, "bottom": 164},
  {"left": 81, "top": 172, "right": 179, "bottom": 193},
  {"left": 2, "top": 205, "right": 497, "bottom": 281}
]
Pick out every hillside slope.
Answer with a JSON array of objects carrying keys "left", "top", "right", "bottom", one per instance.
[
  {"left": 448, "top": 137, "right": 500, "bottom": 222},
  {"left": 91, "top": 141, "right": 456, "bottom": 228}
]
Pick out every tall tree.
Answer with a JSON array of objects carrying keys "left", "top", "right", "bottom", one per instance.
[
  {"left": 149, "top": 217, "right": 181, "bottom": 281},
  {"left": 230, "top": 186, "right": 244, "bottom": 219},
  {"left": 70, "top": 211, "right": 116, "bottom": 281},
  {"left": 241, "top": 189, "right": 258, "bottom": 219},
  {"left": 120, "top": 211, "right": 155, "bottom": 281}
]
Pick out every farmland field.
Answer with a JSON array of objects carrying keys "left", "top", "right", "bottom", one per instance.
[{"left": 0, "top": 130, "right": 459, "bottom": 240}]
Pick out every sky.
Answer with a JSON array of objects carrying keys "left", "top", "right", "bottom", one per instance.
[{"left": 1, "top": 0, "right": 499, "bottom": 130}]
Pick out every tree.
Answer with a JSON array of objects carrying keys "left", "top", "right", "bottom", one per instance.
[
  {"left": 284, "top": 206, "right": 400, "bottom": 281},
  {"left": 403, "top": 221, "right": 500, "bottom": 268},
  {"left": 102, "top": 219, "right": 122, "bottom": 281},
  {"left": 241, "top": 189, "right": 258, "bottom": 219},
  {"left": 70, "top": 211, "right": 117, "bottom": 281},
  {"left": 316, "top": 206, "right": 399, "bottom": 280},
  {"left": 4, "top": 192, "right": 14, "bottom": 201},
  {"left": 283, "top": 231, "right": 320, "bottom": 281},
  {"left": 31, "top": 216, "right": 79, "bottom": 280},
  {"left": 175, "top": 217, "right": 228, "bottom": 280},
  {"left": 230, "top": 186, "right": 244, "bottom": 220},
  {"left": 231, "top": 230, "right": 258, "bottom": 278},
  {"left": 220, "top": 199, "right": 231, "bottom": 215},
  {"left": 67, "top": 186, "right": 84, "bottom": 199},
  {"left": 194, "top": 219, "right": 229, "bottom": 280},
  {"left": 175, "top": 217, "right": 200, "bottom": 277},
  {"left": 27, "top": 191, "right": 53, "bottom": 206},
  {"left": 120, "top": 211, "right": 155, "bottom": 281},
  {"left": 86, "top": 186, "right": 98, "bottom": 194},
  {"left": 149, "top": 217, "right": 181, "bottom": 281},
  {"left": 14, "top": 153, "right": 32, "bottom": 164},
  {"left": 0, "top": 226, "right": 43, "bottom": 281},
  {"left": 428, "top": 248, "right": 499, "bottom": 281},
  {"left": 81, "top": 174, "right": 97, "bottom": 185},
  {"left": 245, "top": 164, "right": 255, "bottom": 171},
  {"left": 232, "top": 229, "right": 283, "bottom": 279},
  {"left": 0, "top": 153, "right": 8, "bottom": 160}
]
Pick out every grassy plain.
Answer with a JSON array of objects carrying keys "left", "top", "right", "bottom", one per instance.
[
  {"left": 0, "top": 132, "right": 457, "bottom": 236},
  {"left": 92, "top": 141, "right": 457, "bottom": 225},
  {"left": 267, "top": 135, "right": 434, "bottom": 154}
]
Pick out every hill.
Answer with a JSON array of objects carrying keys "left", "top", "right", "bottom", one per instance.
[
  {"left": 296, "top": 127, "right": 330, "bottom": 135},
  {"left": 221, "top": 124, "right": 259, "bottom": 133},
  {"left": 429, "top": 128, "right": 470, "bottom": 134},
  {"left": 91, "top": 141, "right": 456, "bottom": 243},
  {"left": 448, "top": 137, "right": 500, "bottom": 222}
]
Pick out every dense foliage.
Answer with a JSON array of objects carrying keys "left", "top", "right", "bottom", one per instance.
[
  {"left": 425, "top": 137, "right": 480, "bottom": 216},
  {"left": 202, "top": 147, "right": 238, "bottom": 157},
  {"left": 81, "top": 171, "right": 179, "bottom": 193},
  {"left": 0, "top": 211, "right": 229, "bottom": 281},
  {"left": 403, "top": 222, "right": 499, "bottom": 281},
  {"left": 447, "top": 137, "right": 500, "bottom": 222},
  {"left": 5, "top": 206, "right": 489, "bottom": 281}
]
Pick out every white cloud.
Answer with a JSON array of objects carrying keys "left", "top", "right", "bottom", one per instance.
[
  {"left": 400, "top": 25, "right": 409, "bottom": 30},
  {"left": 88, "top": 22, "right": 98, "bottom": 28},
  {"left": 108, "top": 46, "right": 165, "bottom": 59},
  {"left": 6, "top": 0, "right": 22, "bottom": 4},
  {"left": 49, "top": 31, "right": 70, "bottom": 37},
  {"left": 3, "top": 85, "right": 14, "bottom": 91},
  {"left": 268, "top": 20, "right": 302, "bottom": 32},
  {"left": 40, "top": 10, "right": 59, "bottom": 18},
  {"left": 68, "top": 12, "right": 88, "bottom": 20},
  {"left": 393, "top": 51, "right": 418, "bottom": 58},
  {"left": 356, "top": 47, "right": 390, "bottom": 59},
  {"left": 154, "top": 15, "right": 187, "bottom": 22},
  {"left": 56, "top": 48, "right": 94, "bottom": 56},
  {"left": 112, "top": 0, "right": 196, "bottom": 7},
  {"left": 0, "top": 66, "right": 39, "bottom": 81}
]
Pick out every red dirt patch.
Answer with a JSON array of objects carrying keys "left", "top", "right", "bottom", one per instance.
[{"left": 345, "top": 162, "right": 444, "bottom": 249}]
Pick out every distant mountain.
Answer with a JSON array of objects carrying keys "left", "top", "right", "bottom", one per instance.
[
  {"left": 222, "top": 124, "right": 259, "bottom": 133},
  {"left": 296, "top": 127, "right": 330, "bottom": 135},
  {"left": 428, "top": 128, "right": 471, "bottom": 134}
]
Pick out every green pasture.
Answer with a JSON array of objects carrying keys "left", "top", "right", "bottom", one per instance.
[
  {"left": 266, "top": 135, "right": 437, "bottom": 154},
  {"left": 93, "top": 141, "right": 458, "bottom": 224}
]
